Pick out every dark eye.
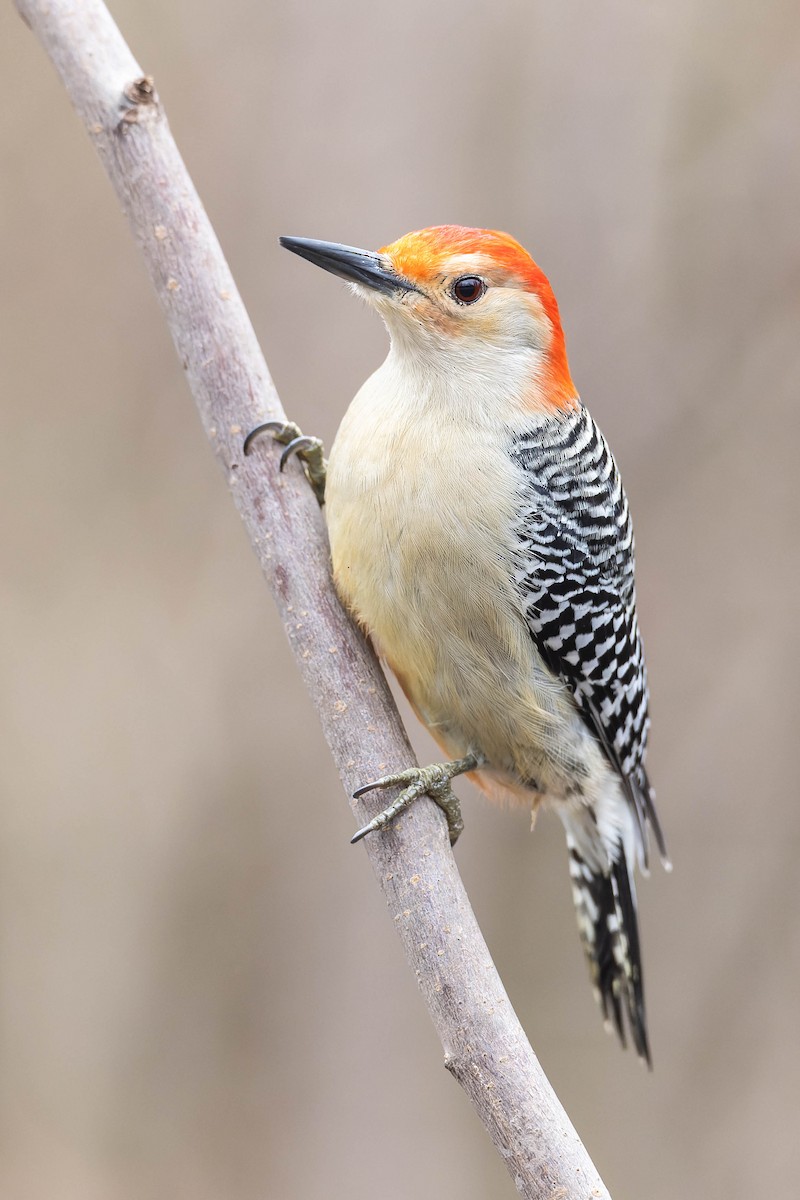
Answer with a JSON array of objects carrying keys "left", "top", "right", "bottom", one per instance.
[{"left": 452, "top": 275, "right": 485, "bottom": 305}]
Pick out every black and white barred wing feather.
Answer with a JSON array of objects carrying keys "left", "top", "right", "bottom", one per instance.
[{"left": 511, "top": 405, "right": 668, "bottom": 1062}]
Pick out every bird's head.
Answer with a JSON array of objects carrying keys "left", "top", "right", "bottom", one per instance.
[{"left": 280, "top": 225, "right": 577, "bottom": 413}]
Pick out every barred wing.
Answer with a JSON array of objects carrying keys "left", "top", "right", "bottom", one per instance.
[{"left": 510, "top": 406, "right": 666, "bottom": 863}]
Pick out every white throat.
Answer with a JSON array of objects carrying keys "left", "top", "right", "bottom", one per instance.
[{"left": 378, "top": 322, "right": 552, "bottom": 430}]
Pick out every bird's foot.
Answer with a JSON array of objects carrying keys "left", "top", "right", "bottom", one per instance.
[
  {"left": 351, "top": 753, "right": 479, "bottom": 847},
  {"left": 243, "top": 420, "right": 326, "bottom": 504}
]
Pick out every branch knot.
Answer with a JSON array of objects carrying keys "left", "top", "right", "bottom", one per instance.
[{"left": 119, "top": 75, "right": 159, "bottom": 126}]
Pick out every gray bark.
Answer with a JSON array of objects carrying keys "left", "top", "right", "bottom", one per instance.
[{"left": 14, "top": 0, "right": 611, "bottom": 1195}]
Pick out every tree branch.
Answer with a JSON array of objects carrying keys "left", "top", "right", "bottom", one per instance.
[{"left": 14, "top": 1, "right": 611, "bottom": 1195}]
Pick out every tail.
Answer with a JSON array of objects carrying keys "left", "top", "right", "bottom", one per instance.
[{"left": 565, "top": 831, "right": 650, "bottom": 1065}]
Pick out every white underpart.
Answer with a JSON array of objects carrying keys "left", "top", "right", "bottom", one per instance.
[{"left": 325, "top": 295, "right": 633, "bottom": 872}]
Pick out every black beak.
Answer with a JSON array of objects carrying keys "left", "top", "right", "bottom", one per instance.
[{"left": 279, "top": 236, "right": 417, "bottom": 296}]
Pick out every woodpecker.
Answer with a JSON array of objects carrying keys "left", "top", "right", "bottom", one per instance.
[{"left": 246, "top": 225, "right": 668, "bottom": 1062}]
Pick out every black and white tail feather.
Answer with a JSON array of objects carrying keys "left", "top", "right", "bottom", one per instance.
[
  {"left": 512, "top": 403, "right": 669, "bottom": 1063},
  {"left": 565, "top": 827, "right": 650, "bottom": 1062}
]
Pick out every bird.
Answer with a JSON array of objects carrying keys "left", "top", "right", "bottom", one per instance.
[{"left": 244, "top": 225, "right": 669, "bottom": 1063}]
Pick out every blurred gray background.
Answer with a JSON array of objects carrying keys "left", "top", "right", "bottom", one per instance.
[{"left": 2, "top": 1, "right": 799, "bottom": 1197}]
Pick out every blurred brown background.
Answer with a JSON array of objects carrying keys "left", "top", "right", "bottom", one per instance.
[{"left": 1, "top": 1, "right": 799, "bottom": 1197}]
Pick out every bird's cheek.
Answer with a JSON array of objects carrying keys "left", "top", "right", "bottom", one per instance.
[
  {"left": 519, "top": 297, "right": 554, "bottom": 351},
  {"left": 425, "top": 308, "right": 463, "bottom": 337},
  {"left": 394, "top": 295, "right": 462, "bottom": 338}
]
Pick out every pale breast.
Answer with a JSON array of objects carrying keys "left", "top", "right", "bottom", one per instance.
[{"left": 324, "top": 368, "right": 583, "bottom": 787}]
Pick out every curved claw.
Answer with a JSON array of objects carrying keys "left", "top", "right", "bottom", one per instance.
[
  {"left": 352, "top": 770, "right": 415, "bottom": 799},
  {"left": 350, "top": 754, "right": 479, "bottom": 847},
  {"left": 279, "top": 436, "right": 320, "bottom": 473},
  {"left": 350, "top": 822, "right": 374, "bottom": 845},
  {"left": 352, "top": 782, "right": 377, "bottom": 800},
  {"left": 243, "top": 419, "right": 326, "bottom": 505},
  {"left": 242, "top": 421, "right": 287, "bottom": 457}
]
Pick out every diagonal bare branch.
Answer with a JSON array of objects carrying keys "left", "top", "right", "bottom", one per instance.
[{"left": 13, "top": 0, "right": 612, "bottom": 1194}]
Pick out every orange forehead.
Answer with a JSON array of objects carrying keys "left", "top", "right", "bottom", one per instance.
[{"left": 381, "top": 225, "right": 550, "bottom": 295}]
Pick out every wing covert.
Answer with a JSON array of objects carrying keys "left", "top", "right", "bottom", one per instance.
[{"left": 510, "top": 405, "right": 666, "bottom": 863}]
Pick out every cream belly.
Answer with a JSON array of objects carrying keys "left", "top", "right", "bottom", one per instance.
[{"left": 325, "top": 367, "right": 601, "bottom": 804}]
